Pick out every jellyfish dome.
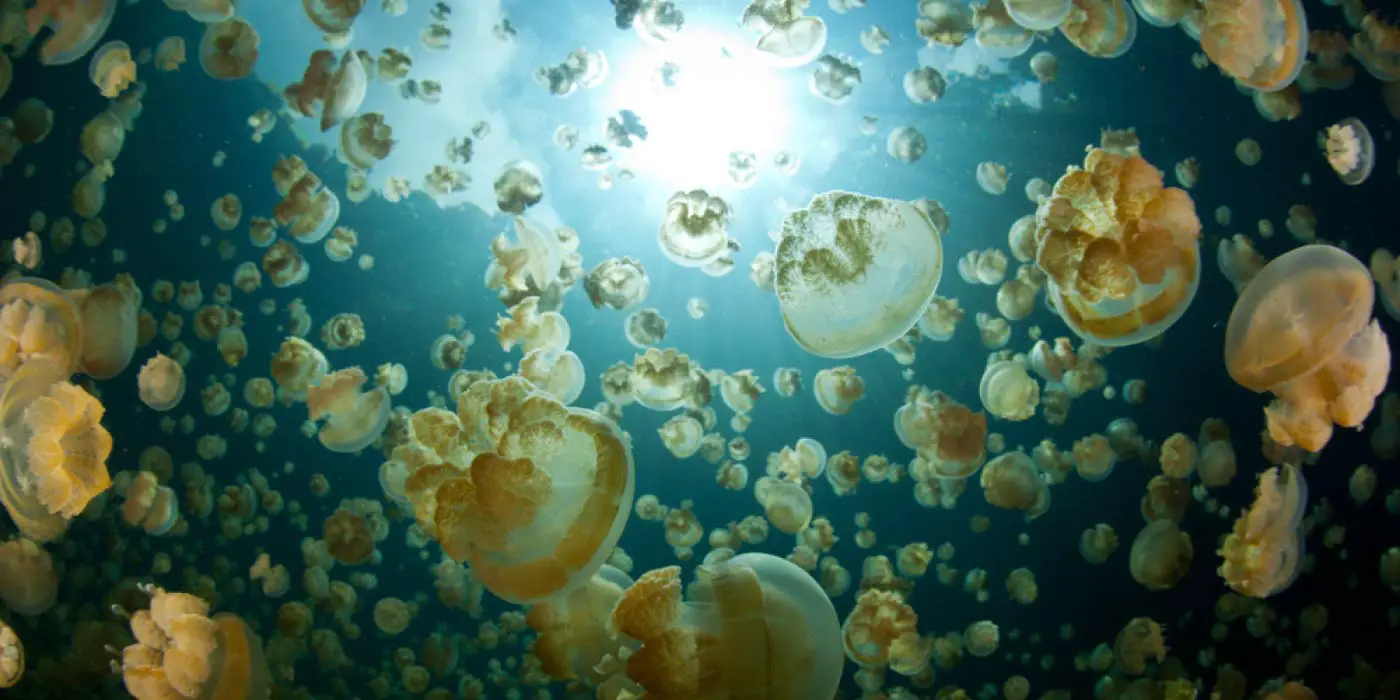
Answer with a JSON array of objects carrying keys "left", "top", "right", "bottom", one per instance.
[
  {"left": 775, "top": 191, "right": 943, "bottom": 358},
  {"left": 0, "top": 619, "right": 20, "bottom": 687},
  {"left": 1034, "top": 148, "right": 1201, "bottom": 346},
  {"left": 1218, "top": 464, "right": 1307, "bottom": 598},
  {"left": 1200, "top": 0, "right": 1306, "bottom": 92},
  {"left": 1005, "top": 0, "right": 1073, "bottom": 30},
  {"left": 1224, "top": 245, "right": 1391, "bottom": 452},
  {"left": 77, "top": 282, "right": 138, "bottom": 379},
  {"left": 307, "top": 367, "right": 392, "bottom": 453},
  {"left": 120, "top": 587, "right": 271, "bottom": 700},
  {"left": 658, "top": 190, "right": 731, "bottom": 269},
  {"left": 1131, "top": 0, "right": 1190, "bottom": 27},
  {"left": 608, "top": 553, "right": 842, "bottom": 696},
  {"left": 0, "top": 277, "right": 85, "bottom": 380},
  {"left": 1059, "top": 0, "right": 1137, "bottom": 58},
  {"left": 199, "top": 17, "right": 260, "bottom": 81},
  {"left": 0, "top": 357, "right": 112, "bottom": 543},
  {"left": 29, "top": 0, "right": 117, "bottom": 66},
  {"left": 742, "top": 0, "right": 828, "bottom": 68},
  {"left": 406, "top": 376, "right": 634, "bottom": 604},
  {"left": 1322, "top": 118, "right": 1374, "bottom": 186}
]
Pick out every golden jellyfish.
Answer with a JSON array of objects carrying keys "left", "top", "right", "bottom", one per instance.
[
  {"left": 897, "top": 388, "right": 987, "bottom": 478},
  {"left": 25, "top": 0, "right": 116, "bottom": 66},
  {"left": 1059, "top": 0, "right": 1136, "bottom": 58},
  {"left": 1224, "top": 245, "right": 1390, "bottom": 453},
  {"left": 1005, "top": 0, "right": 1072, "bottom": 30},
  {"left": 1113, "top": 617, "right": 1166, "bottom": 674},
  {"left": 1218, "top": 464, "right": 1306, "bottom": 598},
  {"left": 319, "top": 50, "right": 368, "bottom": 132},
  {"left": 741, "top": 0, "right": 829, "bottom": 68},
  {"left": 1140, "top": 475, "right": 1190, "bottom": 523},
  {"left": 814, "top": 365, "right": 865, "bottom": 415},
  {"left": 630, "top": 347, "right": 701, "bottom": 411},
  {"left": 199, "top": 17, "right": 259, "bottom": 80},
  {"left": 407, "top": 375, "right": 634, "bottom": 604},
  {"left": 903, "top": 66, "right": 946, "bottom": 103},
  {"left": 338, "top": 112, "right": 394, "bottom": 170},
  {"left": 1200, "top": 0, "right": 1306, "bottom": 92},
  {"left": 304, "top": 0, "right": 366, "bottom": 34},
  {"left": 1198, "top": 439, "right": 1237, "bottom": 487},
  {"left": 659, "top": 415, "right": 703, "bottom": 459},
  {"left": 0, "top": 357, "right": 112, "bottom": 543},
  {"left": 75, "top": 282, "right": 137, "bottom": 379},
  {"left": 1158, "top": 433, "right": 1196, "bottom": 478},
  {"left": 585, "top": 257, "right": 650, "bottom": 311},
  {"left": 520, "top": 348, "right": 586, "bottom": 405},
  {"left": 917, "top": 0, "right": 973, "bottom": 46},
  {"left": 1321, "top": 118, "right": 1374, "bottom": 186},
  {"left": 155, "top": 36, "right": 186, "bottom": 71},
  {"left": 775, "top": 191, "right": 943, "bottom": 358},
  {"left": 1353, "top": 14, "right": 1400, "bottom": 82},
  {"left": 263, "top": 240, "right": 309, "bottom": 288},
  {"left": 1006, "top": 567, "right": 1038, "bottom": 604},
  {"left": 918, "top": 295, "right": 963, "bottom": 341},
  {"left": 77, "top": 112, "right": 121, "bottom": 164},
  {"left": 211, "top": 194, "right": 242, "bottom": 231},
  {"left": 1235, "top": 137, "right": 1261, "bottom": 166},
  {"left": 886, "top": 125, "right": 926, "bottom": 164},
  {"left": 1035, "top": 148, "right": 1201, "bottom": 346},
  {"left": 763, "top": 478, "right": 813, "bottom": 534},
  {"left": 1129, "top": 519, "right": 1193, "bottom": 590},
  {"left": 307, "top": 367, "right": 391, "bottom": 452},
  {"left": 120, "top": 586, "right": 271, "bottom": 700},
  {"left": 965, "top": 620, "right": 1000, "bottom": 657},
  {"left": 12, "top": 99, "right": 53, "bottom": 145},
  {"left": 1217, "top": 234, "right": 1266, "bottom": 294},
  {"left": 1080, "top": 523, "right": 1119, "bottom": 563},
  {"left": 270, "top": 336, "right": 329, "bottom": 399},
  {"left": 1130, "top": 0, "right": 1188, "bottom": 26},
  {"left": 137, "top": 353, "right": 185, "bottom": 411},
  {"left": 121, "top": 470, "right": 179, "bottom": 535},
  {"left": 324, "top": 506, "right": 375, "bottom": 565},
  {"left": 0, "top": 538, "right": 57, "bottom": 615},
  {"left": 89, "top": 40, "right": 135, "bottom": 98},
  {"left": 657, "top": 189, "right": 731, "bottom": 269},
  {"left": 979, "top": 360, "right": 1040, "bottom": 421},
  {"left": 526, "top": 564, "right": 634, "bottom": 684},
  {"left": 980, "top": 451, "right": 1050, "bottom": 519},
  {"left": 0, "top": 619, "right": 20, "bottom": 688}
]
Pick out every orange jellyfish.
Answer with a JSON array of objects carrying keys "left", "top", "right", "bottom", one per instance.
[
  {"left": 1059, "top": 0, "right": 1137, "bottom": 58},
  {"left": 609, "top": 554, "right": 843, "bottom": 695},
  {"left": 405, "top": 375, "right": 634, "bottom": 604},
  {"left": 120, "top": 586, "right": 271, "bottom": 700},
  {"left": 25, "top": 0, "right": 117, "bottom": 66},
  {"left": 1200, "top": 0, "right": 1306, "bottom": 92},
  {"left": 1224, "top": 245, "right": 1390, "bottom": 452},
  {"left": 324, "top": 506, "right": 375, "bottom": 565},
  {"left": 1128, "top": 519, "right": 1193, "bottom": 591},
  {"left": 0, "top": 277, "right": 85, "bottom": 378},
  {"left": 1034, "top": 147, "right": 1201, "bottom": 346},
  {"left": 0, "top": 618, "right": 20, "bottom": 687},
  {"left": 306, "top": 367, "right": 391, "bottom": 453},
  {"left": 1218, "top": 463, "right": 1306, "bottom": 598},
  {"left": 88, "top": 40, "right": 135, "bottom": 97},
  {"left": 199, "top": 17, "right": 260, "bottom": 81},
  {"left": 526, "top": 564, "right": 634, "bottom": 684},
  {"left": 0, "top": 357, "right": 112, "bottom": 543}
]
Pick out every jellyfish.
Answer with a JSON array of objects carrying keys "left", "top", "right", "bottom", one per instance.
[
  {"left": 973, "top": 0, "right": 1034, "bottom": 58},
  {"left": 763, "top": 478, "right": 813, "bottom": 534},
  {"left": 136, "top": 353, "right": 185, "bottom": 411},
  {"left": 886, "top": 126, "right": 926, "bottom": 164},
  {"left": 624, "top": 309, "right": 667, "bottom": 348},
  {"left": 520, "top": 348, "right": 585, "bottom": 405},
  {"left": 1113, "top": 617, "right": 1166, "bottom": 674},
  {"left": 917, "top": 0, "right": 973, "bottom": 46},
  {"left": 585, "top": 257, "right": 649, "bottom": 311},
  {"left": 1352, "top": 14, "right": 1400, "bottom": 82},
  {"left": 25, "top": 0, "right": 116, "bottom": 66},
  {"left": 1131, "top": 0, "right": 1189, "bottom": 26},
  {"left": 0, "top": 538, "right": 57, "bottom": 615},
  {"left": 1321, "top": 118, "right": 1374, "bottom": 186},
  {"left": 1030, "top": 51, "right": 1058, "bottom": 82},
  {"left": 526, "top": 565, "right": 634, "bottom": 684},
  {"left": 1200, "top": 0, "right": 1306, "bottom": 92},
  {"left": 121, "top": 471, "right": 179, "bottom": 535},
  {"left": 814, "top": 366, "right": 864, "bottom": 415},
  {"left": 199, "top": 17, "right": 259, "bottom": 80},
  {"left": 0, "top": 619, "right": 20, "bottom": 688},
  {"left": 11, "top": 100, "right": 53, "bottom": 145},
  {"left": 89, "top": 40, "right": 135, "bottom": 97},
  {"left": 981, "top": 451, "right": 1050, "bottom": 518},
  {"left": 1218, "top": 464, "right": 1306, "bottom": 598},
  {"left": 1059, "top": 0, "right": 1137, "bottom": 58},
  {"left": 776, "top": 191, "right": 943, "bottom": 358},
  {"left": 659, "top": 415, "right": 703, "bottom": 459},
  {"left": 1006, "top": 0, "right": 1072, "bottom": 30},
  {"left": 976, "top": 162, "right": 1009, "bottom": 195},
  {"left": 1080, "top": 523, "right": 1119, "bottom": 563},
  {"left": 1034, "top": 148, "right": 1201, "bottom": 346},
  {"left": 1129, "top": 519, "right": 1193, "bottom": 590},
  {"left": 154, "top": 36, "right": 186, "bottom": 71},
  {"left": 742, "top": 0, "right": 828, "bottom": 68},
  {"left": 809, "top": 53, "right": 861, "bottom": 103},
  {"left": 406, "top": 376, "right": 633, "bottom": 604},
  {"left": 270, "top": 336, "right": 329, "bottom": 399},
  {"left": 979, "top": 360, "right": 1040, "bottom": 421},
  {"left": 494, "top": 160, "right": 544, "bottom": 215},
  {"left": 307, "top": 367, "right": 391, "bottom": 453},
  {"left": 1224, "top": 245, "right": 1390, "bottom": 453},
  {"left": 1073, "top": 433, "right": 1115, "bottom": 481},
  {"left": 74, "top": 282, "right": 137, "bottom": 380},
  {"left": 610, "top": 554, "right": 842, "bottom": 695},
  {"left": 657, "top": 190, "right": 731, "bottom": 269},
  {"left": 120, "top": 587, "right": 271, "bottom": 700},
  {"left": 1218, "top": 234, "right": 1266, "bottom": 295},
  {"left": 324, "top": 506, "right": 375, "bottom": 565}
]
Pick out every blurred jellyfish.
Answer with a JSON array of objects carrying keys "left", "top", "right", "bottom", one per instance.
[
  {"left": 1129, "top": 519, "right": 1193, "bottom": 590},
  {"left": 809, "top": 54, "right": 861, "bottom": 104},
  {"left": 199, "top": 18, "right": 260, "bottom": 80},
  {"left": 973, "top": 0, "right": 1034, "bottom": 58},
  {"left": 903, "top": 66, "right": 947, "bottom": 103},
  {"left": 1059, "top": 0, "right": 1137, "bottom": 58},
  {"left": 1218, "top": 464, "right": 1306, "bottom": 598},
  {"left": 1200, "top": 0, "right": 1307, "bottom": 91},
  {"left": 917, "top": 1, "right": 973, "bottom": 46},
  {"left": 89, "top": 41, "right": 135, "bottom": 98},
  {"left": 1006, "top": 0, "right": 1073, "bottom": 30},
  {"left": 727, "top": 151, "right": 759, "bottom": 187},
  {"left": 742, "top": 0, "right": 829, "bottom": 67},
  {"left": 1320, "top": 118, "right": 1373, "bottom": 186},
  {"left": 0, "top": 619, "right": 19, "bottom": 687},
  {"left": 976, "top": 162, "right": 1009, "bottom": 195},
  {"left": 1030, "top": 51, "right": 1058, "bottom": 82},
  {"left": 27, "top": 0, "right": 117, "bottom": 66},
  {"left": 887, "top": 126, "right": 927, "bottom": 164},
  {"left": 1217, "top": 234, "right": 1266, "bottom": 294}
]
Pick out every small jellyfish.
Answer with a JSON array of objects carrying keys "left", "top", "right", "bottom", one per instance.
[
  {"left": 809, "top": 54, "right": 862, "bottom": 104},
  {"left": 976, "top": 162, "right": 1009, "bottom": 195},
  {"left": 1320, "top": 118, "right": 1373, "bottom": 186},
  {"left": 155, "top": 36, "right": 186, "bottom": 71},
  {"left": 1235, "top": 138, "right": 1262, "bottom": 165},
  {"left": 306, "top": 367, "right": 392, "bottom": 453},
  {"left": 742, "top": 0, "right": 829, "bottom": 68},
  {"left": 886, "top": 126, "right": 926, "bottom": 164},
  {"left": 1029, "top": 51, "right": 1058, "bottom": 82},
  {"left": 89, "top": 41, "right": 136, "bottom": 98},
  {"left": 658, "top": 190, "right": 731, "bottom": 269},
  {"left": 903, "top": 66, "right": 947, "bottom": 103},
  {"left": 1129, "top": 519, "right": 1193, "bottom": 590},
  {"left": 814, "top": 366, "right": 864, "bottom": 415},
  {"left": 979, "top": 360, "right": 1039, "bottom": 421}
]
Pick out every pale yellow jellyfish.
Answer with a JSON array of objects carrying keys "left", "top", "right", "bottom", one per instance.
[
  {"left": 137, "top": 353, "right": 185, "bottom": 411},
  {"left": 762, "top": 478, "right": 813, "bottom": 534},
  {"left": 0, "top": 538, "right": 57, "bottom": 615},
  {"left": 917, "top": 0, "right": 973, "bottom": 46},
  {"left": 1080, "top": 523, "right": 1119, "bottom": 563},
  {"left": 0, "top": 358, "right": 112, "bottom": 543},
  {"left": 155, "top": 36, "right": 186, "bottom": 71},
  {"left": 1217, "top": 234, "right": 1266, "bottom": 294},
  {"left": 1158, "top": 433, "right": 1197, "bottom": 478},
  {"left": 630, "top": 347, "right": 701, "bottom": 411},
  {"left": 1198, "top": 439, "right": 1237, "bottom": 487},
  {"left": 841, "top": 588, "right": 919, "bottom": 669},
  {"left": 979, "top": 360, "right": 1040, "bottom": 421},
  {"left": 896, "top": 388, "right": 988, "bottom": 478},
  {"left": 338, "top": 112, "right": 394, "bottom": 170},
  {"left": 324, "top": 506, "right": 376, "bottom": 565},
  {"left": 1129, "top": 519, "right": 1193, "bottom": 590},
  {"left": 657, "top": 189, "right": 731, "bottom": 269},
  {"left": 25, "top": 0, "right": 116, "bottom": 66},
  {"left": 1224, "top": 245, "right": 1390, "bottom": 452},
  {"left": 73, "top": 282, "right": 137, "bottom": 379},
  {"left": 520, "top": 348, "right": 585, "bottom": 404},
  {"left": 1218, "top": 464, "right": 1306, "bottom": 598},
  {"left": 88, "top": 40, "right": 135, "bottom": 97},
  {"left": 1321, "top": 118, "right": 1374, "bottom": 186},
  {"left": 1349, "top": 464, "right": 1376, "bottom": 504},
  {"left": 121, "top": 471, "right": 179, "bottom": 535},
  {"left": 406, "top": 376, "right": 634, "bottom": 604},
  {"left": 980, "top": 451, "right": 1050, "bottom": 519},
  {"left": 976, "top": 162, "right": 1009, "bottom": 195},
  {"left": 0, "top": 618, "right": 20, "bottom": 688},
  {"left": 1113, "top": 617, "right": 1166, "bottom": 674},
  {"left": 120, "top": 586, "right": 271, "bottom": 700},
  {"left": 199, "top": 18, "right": 260, "bottom": 80},
  {"left": 959, "top": 249, "right": 1009, "bottom": 285},
  {"left": 659, "top": 415, "right": 704, "bottom": 459},
  {"left": 741, "top": 0, "right": 828, "bottom": 67},
  {"left": 1059, "top": 0, "right": 1137, "bottom": 58},
  {"left": 814, "top": 366, "right": 865, "bottom": 415},
  {"left": 918, "top": 295, "right": 963, "bottom": 341},
  {"left": 307, "top": 367, "right": 391, "bottom": 453},
  {"left": 1034, "top": 148, "right": 1201, "bottom": 346},
  {"left": 586, "top": 257, "right": 650, "bottom": 312},
  {"left": 270, "top": 336, "right": 329, "bottom": 399},
  {"left": 1235, "top": 138, "right": 1262, "bottom": 165},
  {"left": 1131, "top": 0, "right": 1189, "bottom": 26},
  {"left": 494, "top": 160, "right": 544, "bottom": 214},
  {"left": 965, "top": 620, "right": 1000, "bottom": 657},
  {"left": 0, "top": 277, "right": 85, "bottom": 379},
  {"left": 526, "top": 564, "right": 634, "bottom": 684},
  {"left": 1006, "top": 0, "right": 1072, "bottom": 30},
  {"left": 1200, "top": 0, "right": 1307, "bottom": 92}
]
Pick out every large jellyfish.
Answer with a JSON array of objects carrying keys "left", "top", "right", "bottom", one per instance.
[
  {"left": 1200, "top": 0, "right": 1306, "bottom": 92},
  {"left": 76, "top": 282, "right": 138, "bottom": 379},
  {"left": 1224, "top": 245, "right": 1390, "bottom": 452},
  {"left": 0, "top": 357, "right": 112, "bottom": 543},
  {"left": 608, "top": 554, "right": 842, "bottom": 696},
  {"left": 1218, "top": 463, "right": 1306, "bottom": 598},
  {"left": 405, "top": 376, "right": 634, "bottom": 604},
  {"left": 1059, "top": 0, "right": 1137, "bottom": 58},
  {"left": 1034, "top": 148, "right": 1201, "bottom": 346},
  {"left": 120, "top": 586, "right": 271, "bottom": 700},
  {"left": 26, "top": 0, "right": 116, "bottom": 66},
  {"left": 775, "top": 191, "right": 944, "bottom": 358}
]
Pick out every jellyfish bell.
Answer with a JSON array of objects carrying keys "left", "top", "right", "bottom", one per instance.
[
  {"left": 1005, "top": 0, "right": 1073, "bottom": 30},
  {"left": 0, "top": 619, "right": 20, "bottom": 687},
  {"left": 27, "top": 0, "right": 117, "bottom": 66},
  {"left": 743, "top": 1, "right": 828, "bottom": 68},
  {"left": 1200, "top": 0, "right": 1307, "bottom": 92},
  {"left": 776, "top": 191, "right": 944, "bottom": 358},
  {"left": 76, "top": 282, "right": 138, "bottom": 379},
  {"left": 1219, "top": 464, "right": 1307, "bottom": 598},
  {"left": 89, "top": 40, "right": 136, "bottom": 98},
  {"left": 658, "top": 190, "right": 731, "bottom": 269},
  {"left": 321, "top": 50, "right": 367, "bottom": 133},
  {"left": 0, "top": 277, "right": 85, "bottom": 379},
  {"left": 1321, "top": 117, "right": 1374, "bottom": 186},
  {"left": 1060, "top": 0, "right": 1137, "bottom": 59},
  {"left": 303, "top": 0, "right": 365, "bottom": 33},
  {"left": 199, "top": 17, "right": 260, "bottom": 81},
  {"left": 307, "top": 368, "right": 392, "bottom": 453},
  {"left": 973, "top": 0, "right": 1035, "bottom": 58},
  {"left": 1130, "top": 0, "right": 1190, "bottom": 26}
]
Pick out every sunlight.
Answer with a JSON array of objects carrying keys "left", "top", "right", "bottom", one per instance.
[{"left": 596, "top": 30, "right": 795, "bottom": 191}]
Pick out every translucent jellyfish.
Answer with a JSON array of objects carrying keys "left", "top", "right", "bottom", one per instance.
[
  {"left": 1200, "top": 0, "right": 1306, "bottom": 92},
  {"left": 624, "top": 309, "right": 667, "bottom": 348},
  {"left": 897, "top": 388, "right": 987, "bottom": 478},
  {"left": 903, "top": 66, "right": 947, "bottom": 104},
  {"left": 659, "top": 415, "right": 703, "bottom": 459},
  {"left": 585, "top": 257, "right": 649, "bottom": 311},
  {"left": 408, "top": 376, "right": 634, "bottom": 604},
  {"left": 0, "top": 619, "right": 20, "bottom": 687},
  {"left": 1059, "top": 0, "right": 1137, "bottom": 58},
  {"left": 1113, "top": 617, "right": 1166, "bottom": 674},
  {"left": 1080, "top": 523, "right": 1119, "bottom": 563},
  {"left": 1006, "top": 0, "right": 1072, "bottom": 30},
  {"left": 120, "top": 587, "right": 271, "bottom": 700},
  {"left": 0, "top": 538, "right": 57, "bottom": 615},
  {"left": 307, "top": 367, "right": 391, "bottom": 453},
  {"left": 814, "top": 366, "right": 864, "bottom": 415},
  {"left": 199, "top": 18, "right": 260, "bottom": 81},
  {"left": 122, "top": 471, "right": 178, "bottom": 535},
  {"left": 965, "top": 620, "right": 1000, "bottom": 657},
  {"left": 809, "top": 54, "right": 862, "bottom": 104},
  {"left": 1035, "top": 148, "right": 1201, "bottom": 346},
  {"left": 89, "top": 40, "right": 135, "bottom": 98},
  {"left": 324, "top": 506, "right": 375, "bottom": 565},
  {"left": 981, "top": 451, "right": 1050, "bottom": 518},
  {"left": 520, "top": 348, "right": 585, "bottom": 405},
  {"left": 155, "top": 36, "right": 186, "bottom": 71},
  {"left": 918, "top": 296, "right": 963, "bottom": 342},
  {"left": 979, "top": 360, "right": 1039, "bottom": 421},
  {"left": 886, "top": 126, "right": 927, "bottom": 164},
  {"left": 741, "top": 0, "right": 829, "bottom": 68},
  {"left": 136, "top": 353, "right": 185, "bottom": 411},
  {"left": 1030, "top": 51, "right": 1058, "bottom": 82},
  {"left": 12, "top": 99, "right": 53, "bottom": 145},
  {"left": 657, "top": 190, "right": 730, "bottom": 269},
  {"left": 775, "top": 191, "right": 944, "bottom": 358},
  {"left": 859, "top": 24, "right": 890, "bottom": 54},
  {"left": 1352, "top": 14, "right": 1400, "bottom": 82},
  {"left": 493, "top": 160, "right": 544, "bottom": 215},
  {"left": 1131, "top": 0, "right": 1189, "bottom": 26},
  {"left": 976, "top": 162, "right": 1009, "bottom": 195},
  {"left": 973, "top": 0, "right": 1034, "bottom": 58},
  {"left": 1321, "top": 118, "right": 1374, "bottom": 186},
  {"left": 1218, "top": 464, "right": 1306, "bottom": 598},
  {"left": 25, "top": 0, "right": 116, "bottom": 66},
  {"left": 1198, "top": 439, "right": 1237, "bottom": 487},
  {"left": 1224, "top": 245, "right": 1390, "bottom": 452},
  {"left": 762, "top": 478, "right": 813, "bottom": 534},
  {"left": 338, "top": 113, "right": 394, "bottom": 170},
  {"left": 610, "top": 554, "right": 842, "bottom": 695},
  {"left": 304, "top": 0, "right": 364, "bottom": 33},
  {"left": 1129, "top": 519, "right": 1193, "bottom": 590},
  {"left": 0, "top": 357, "right": 112, "bottom": 542},
  {"left": 1217, "top": 234, "right": 1266, "bottom": 295},
  {"left": 1072, "top": 433, "right": 1115, "bottom": 481},
  {"left": 917, "top": 0, "right": 973, "bottom": 46},
  {"left": 74, "top": 282, "right": 137, "bottom": 379}
]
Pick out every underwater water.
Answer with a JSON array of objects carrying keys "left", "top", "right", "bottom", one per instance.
[{"left": 1, "top": 0, "right": 1400, "bottom": 697}]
